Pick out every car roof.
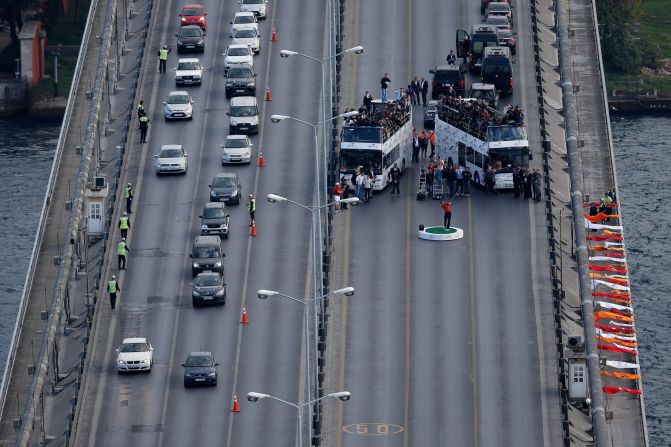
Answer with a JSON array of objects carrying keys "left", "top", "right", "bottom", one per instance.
[
  {"left": 487, "top": 2, "right": 510, "bottom": 8},
  {"left": 227, "top": 63, "right": 253, "bottom": 70},
  {"left": 228, "top": 43, "right": 251, "bottom": 50},
  {"left": 234, "top": 11, "right": 256, "bottom": 17},
  {"left": 434, "top": 65, "right": 460, "bottom": 71},
  {"left": 182, "top": 4, "right": 204, "bottom": 9},
  {"left": 168, "top": 90, "right": 189, "bottom": 96},
  {"left": 178, "top": 57, "right": 200, "bottom": 63},
  {"left": 214, "top": 172, "right": 237, "bottom": 179},
  {"left": 234, "top": 26, "right": 258, "bottom": 33},
  {"left": 203, "top": 201, "right": 226, "bottom": 209},
  {"left": 194, "top": 235, "right": 221, "bottom": 245},
  {"left": 195, "top": 271, "right": 223, "bottom": 279},
  {"left": 160, "top": 144, "right": 183, "bottom": 150},
  {"left": 186, "top": 351, "right": 214, "bottom": 358},
  {"left": 226, "top": 134, "right": 249, "bottom": 140},
  {"left": 230, "top": 96, "right": 257, "bottom": 106},
  {"left": 122, "top": 337, "right": 148, "bottom": 344}
]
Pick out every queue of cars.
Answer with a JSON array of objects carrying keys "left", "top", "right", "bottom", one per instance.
[{"left": 121, "top": 0, "right": 269, "bottom": 387}]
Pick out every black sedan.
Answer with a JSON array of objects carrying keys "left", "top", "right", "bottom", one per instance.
[
  {"left": 176, "top": 25, "right": 205, "bottom": 53},
  {"left": 209, "top": 173, "right": 242, "bottom": 204},
  {"left": 192, "top": 272, "right": 226, "bottom": 306},
  {"left": 182, "top": 352, "right": 219, "bottom": 387}
]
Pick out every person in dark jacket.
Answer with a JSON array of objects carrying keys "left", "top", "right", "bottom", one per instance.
[
  {"left": 421, "top": 77, "right": 429, "bottom": 106},
  {"left": 363, "top": 91, "right": 373, "bottom": 111},
  {"left": 380, "top": 73, "right": 391, "bottom": 102}
]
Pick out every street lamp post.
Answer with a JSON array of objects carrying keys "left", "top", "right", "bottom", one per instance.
[{"left": 247, "top": 391, "right": 351, "bottom": 447}]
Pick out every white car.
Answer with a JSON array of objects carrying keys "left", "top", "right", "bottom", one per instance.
[
  {"left": 239, "top": 0, "right": 267, "bottom": 19},
  {"left": 230, "top": 11, "right": 258, "bottom": 35},
  {"left": 163, "top": 91, "right": 194, "bottom": 120},
  {"left": 223, "top": 44, "right": 254, "bottom": 73},
  {"left": 230, "top": 27, "right": 260, "bottom": 54},
  {"left": 116, "top": 337, "right": 153, "bottom": 373},
  {"left": 155, "top": 144, "right": 188, "bottom": 174},
  {"left": 175, "top": 58, "right": 204, "bottom": 86},
  {"left": 221, "top": 135, "right": 253, "bottom": 164}
]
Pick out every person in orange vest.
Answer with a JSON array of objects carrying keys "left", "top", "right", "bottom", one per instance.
[
  {"left": 429, "top": 130, "right": 436, "bottom": 159},
  {"left": 441, "top": 200, "right": 452, "bottom": 229},
  {"left": 419, "top": 130, "right": 429, "bottom": 158}
]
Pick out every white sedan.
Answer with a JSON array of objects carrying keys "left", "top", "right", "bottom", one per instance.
[
  {"left": 116, "top": 337, "right": 153, "bottom": 373},
  {"left": 155, "top": 144, "right": 188, "bottom": 174},
  {"left": 230, "top": 27, "right": 260, "bottom": 54},
  {"left": 221, "top": 135, "right": 253, "bottom": 164},
  {"left": 163, "top": 91, "right": 194, "bottom": 120},
  {"left": 239, "top": 0, "right": 267, "bottom": 19},
  {"left": 175, "top": 58, "right": 204, "bottom": 86},
  {"left": 223, "top": 44, "right": 254, "bottom": 73},
  {"left": 230, "top": 11, "right": 258, "bottom": 35}
]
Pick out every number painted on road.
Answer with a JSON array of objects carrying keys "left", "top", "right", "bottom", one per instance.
[{"left": 342, "top": 422, "right": 404, "bottom": 435}]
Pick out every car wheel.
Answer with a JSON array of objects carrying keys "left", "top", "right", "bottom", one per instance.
[
  {"left": 192, "top": 299, "right": 199, "bottom": 307},
  {"left": 184, "top": 381, "right": 190, "bottom": 388},
  {"left": 225, "top": 91, "right": 231, "bottom": 99}
]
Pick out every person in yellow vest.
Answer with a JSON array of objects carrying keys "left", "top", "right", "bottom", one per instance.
[
  {"left": 118, "top": 238, "right": 130, "bottom": 270},
  {"left": 107, "top": 275, "right": 120, "bottom": 310},
  {"left": 124, "top": 183, "right": 133, "bottom": 213},
  {"left": 119, "top": 212, "right": 130, "bottom": 239},
  {"left": 158, "top": 45, "right": 171, "bottom": 73},
  {"left": 247, "top": 194, "right": 256, "bottom": 226},
  {"left": 139, "top": 114, "right": 151, "bottom": 143}
]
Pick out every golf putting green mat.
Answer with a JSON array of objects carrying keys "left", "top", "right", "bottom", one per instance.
[{"left": 418, "top": 226, "right": 464, "bottom": 241}]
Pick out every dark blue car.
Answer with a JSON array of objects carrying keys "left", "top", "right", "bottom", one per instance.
[{"left": 182, "top": 352, "right": 218, "bottom": 387}]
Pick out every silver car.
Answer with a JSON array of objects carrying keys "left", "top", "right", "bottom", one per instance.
[
  {"left": 155, "top": 144, "right": 188, "bottom": 174},
  {"left": 163, "top": 91, "right": 194, "bottom": 120},
  {"left": 221, "top": 135, "right": 253, "bottom": 164},
  {"left": 223, "top": 44, "right": 254, "bottom": 73},
  {"left": 230, "top": 27, "right": 260, "bottom": 54}
]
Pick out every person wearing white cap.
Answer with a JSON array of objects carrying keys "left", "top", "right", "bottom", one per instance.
[
  {"left": 124, "top": 182, "right": 133, "bottom": 213},
  {"left": 117, "top": 238, "right": 130, "bottom": 270},
  {"left": 247, "top": 194, "right": 256, "bottom": 227}
]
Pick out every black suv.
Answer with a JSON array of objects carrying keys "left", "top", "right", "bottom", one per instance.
[
  {"left": 225, "top": 64, "right": 256, "bottom": 99},
  {"left": 176, "top": 25, "right": 205, "bottom": 53},
  {"left": 430, "top": 65, "right": 465, "bottom": 99},
  {"left": 481, "top": 47, "right": 513, "bottom": 96},
  {"left": 199, "top": 202, "right": 230, "bottom": 238},
  {"left": 190, "top": 235, "right": 224, "bottom": 277}
]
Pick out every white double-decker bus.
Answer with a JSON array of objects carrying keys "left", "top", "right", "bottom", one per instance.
[
  {"left": 339, "top": 99, "right": 413, "bottom": 190},
  {"left": 435, "top": 100, "right": 530, "bottom": 189}
]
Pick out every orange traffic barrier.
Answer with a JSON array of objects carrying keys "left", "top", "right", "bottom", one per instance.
[
  {"left": 240, "top": 306, "right": 250, "bottom": 324},
  {"left": 232, "top": 395, "right": 240, "bottom": 412},
  {"left": 271, "top": 27, "right": 278, "bottom": 42},
  {"left": 265, "top": 86, "right": 272, "bottom": 101},
  {"left": 250, "top": 223, "right": 257, "bottom": 237},
  {"left": 258, "top": 151, "right": 265, "bottom": 167}
]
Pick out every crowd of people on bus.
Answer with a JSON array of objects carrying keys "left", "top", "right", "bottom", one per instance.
[
  {"left": 436, "top": 95, "right": 525, "bottom": 139},
  {"left": 342, "top": 92, "right": 411, "bottom": 141}
]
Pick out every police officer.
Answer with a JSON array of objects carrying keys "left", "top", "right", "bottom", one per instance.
[
  {"left": 119, "top": 211, "right": 130, "bottom": 239},
  {"left": 124, "top": 182, "right": 133, "bottom": 213},
  {"left": 107, "top": 275, "right": 120, "bottom": 310},
  {"left": 390, "top": 163, "right": 401, "bottom": 197},
  {"left": 118, "top": 238, "right": 129, "bottom": 270},
  {"left": 247, "top": 194, "right": 256, "bottom": 226},
  {"left": 158, "top": 45, "right": 171, "bottom": 73},
  {"left": 137, "top": 100, "right": 145, "bottom": 118},
  {"left": 139, "top": 114, "right": 151, "bottom": 143}
]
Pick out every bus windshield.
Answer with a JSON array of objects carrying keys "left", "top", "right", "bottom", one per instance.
[
  {"left": 342, "top": 127, "right": 382, "bottom": 144},
  {"left": 488, "top": 125, "right": 527, "bottom": 142},
  {"left": 489, "top": 148, "right": 529, "bottom": 170},
  {"left": 340, "top": 150, "right": 383, "bottom": 174}
]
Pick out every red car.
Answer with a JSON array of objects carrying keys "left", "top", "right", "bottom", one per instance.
[{"left": 180, "top": 4, "right": 207, "bottom": 31}]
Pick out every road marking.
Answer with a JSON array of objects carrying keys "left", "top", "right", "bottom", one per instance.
[
  {"left": 225, "top": 3, "right": 280, "bottom": 445},
  {"left": 343, "top": 422, "right": 404, "bottom": 435},
  {"left": 467, "top": 196, "right": 478, "bottom": 447}
]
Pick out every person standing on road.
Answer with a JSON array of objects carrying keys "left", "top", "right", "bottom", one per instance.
[
  {"left": 412, "top": 77, "right": 421, "bottom": 105},
  {"left": 421, "top": 77, "right": 429, "bottom": 106},
  {"left": 117, "top": 238, "right": 129, "bottom": 270},
  {"left": 447, "top": 50, "right": 457, "bottom": 65},
  {"left": 139, "top": 114, "right": 151, "bottom": 143},
  {"left": 363, "top": 171, "right": 372, "bottom": 203},
  {"left": 355, "top": 169, "right": 364, "bottom": 201},
  {"left": 462, "top": 167, "right": 472, "bottom": 197},
  {"left": 441, "top": 200, "right": 452, "bottom": 229},
  {"left": 390, "top": 163, "right": 401, "bottom": 197},
  {"left": 137, "top": 101, "right": 145, "bottom": 118},
  {"left": 429, "top": 130, "right": 436, "bottom": 159},
  {"left": 380, "top": 73, "right": 391, "bottom": 102},
  {"left": 333, "top": 182, "right": 343, "bottom": 210},
  {"left": 124, "top": 182, "right": 133, "bottom": 213},
  {"left": 158, "top": 45, "right": 171, "bottom": 73},
  {"left": 533, "top": 169, "right": 542, "bottom": 203},
  {"left": 455, "top": 164, "right": 464, "bottom": 195},
  {"left": 407, "top": 80, "right": 416, "bottom": 105},
  {"left": 247, "top": 194, "right": 256, "bottom": 226},
  {"left": 107, "top": 275, "right": 120, "bottom": 310},
  {"left": 119, "top": 212, "right": 130, "bottom": 239},
  {"left": 412, "top": 134, "right": 420, "bottom": 163}
]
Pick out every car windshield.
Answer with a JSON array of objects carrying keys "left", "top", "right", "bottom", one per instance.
[
  {"left": 186, "top": 355, "right": 214, "bottom": 367},
  {"left": 434, "top": 70, "right": 461, "bottom": 83},
  {"left": 482, "top": 60, "right": 512, "bottom": 76},
  {"left": 213, "top": 176, "right": 237, "bottom": 187},
  {"left": 472, "top": 89, "right": 494, "bottom": 100},
  {"left": 340, "top": 149, "right": 383, "bottom": 174},
  {"left": 228, "top": 67, "right": 253, "bottom": 77},
  {"left": 195, "top": 275, "right": 221, "bottom": 286},
  {"left": 182, "top": 7, "right": 203, "bottom": 15},
  {"left": 234, "top": 15, "right": 255, "bottom": 24},
  {"left": 177, "top": 62, "right": 200, "bottom": 70},
  {"left": 231, "top": 106, "right": 257, "bottom": 117},
  {"left": 228, "top": 47, "right": 250, "bottom": 56},
  {"left": 168, "top": 94, "right": 190, "bottom": 104},
  {"left": 193, "top": 246, "right": 220, "bottom": 258},
  {"left": 203, "top": 207, "right": 226, "bottom": 218},
  {"left": 180, "top": 28, "right": 202, "bottom": 37},
  {"left": 121, "top": 342, "right": 148, "bottom": 352},
  {"left": 243, "top": 0, "right": 263, "bottom": 4},
  {"left": 159, "top": 148, "right": 183, "bottom": 158},
  {"left": 498, "top": 30, "right": 513, "bottom": 39},
  {"left": 487, "top": 16, "right": 509, "bottom": 26},
  {"left": 472, "top": 36, "right": 499, "bottom": 54},
  {"left": 226, "top": 138, "right": 248, "bottom": 148},
  {"left": 235, "top": 29, "right": 257, "bottom": 38}
]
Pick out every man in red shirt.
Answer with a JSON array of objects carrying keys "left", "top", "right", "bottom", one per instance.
[
  {"left": 334, "top": 182, "right": 343, "bottom": 210},
  {"left": 441, "top": 201, "right": 452, "bottom": 229}
]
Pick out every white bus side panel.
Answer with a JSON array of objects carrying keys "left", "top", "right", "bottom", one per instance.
[{"left": 435, "top": 117, "right": 487, "bottom": 185}]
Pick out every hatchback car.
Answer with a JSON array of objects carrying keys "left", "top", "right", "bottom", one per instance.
[
  {"left": 223, "top": 44, "right": 254, "bottom": 73},
  {"left": 430, "top": 65, "right": 465, "bottom": 98},
  {"left": 176, "top": 25, "right": 205, "bottom": 53},
  {"left": 225, "top": 63, "right": 256, "bottom": 98},
  {"left": 239, "top": 0, "right": 268, "bottom": 19},
  {"left": 163, "top": 90, "right": 193, "bottom": 120},
  {"left": 192, "top": 272, "right": 226, "bottom": 306},
  {"left": 230, "top": 27, "right": 260, "bottom": 54},
  {"left": 190, "top": 235, "right": 224, "bottom": 276},
  {"left": 155, "top": 144, "right": 188, "bottom": 174},
  {"left": 485, "top": 2, "right": 513, "bottom": 27},
  {"left": 179, "top": 4, "right": 207, "bottom": 31},
  {"left": 200, "top": 201, "right": 230, "bottom": 237},
  {"left": 221, "top": 135, "right": 253, "bottom": 164},
  {"left": 116, "top": 337, "right": 153, "bottom": 373},
  {"left": 230, "top": 11, "right": 258, "bottom": 34},
  {"left": 209, "top": 172, "right": 242, "bottom": 204},
  {"left": 423, "top": 100, "right": 438, "bottom": 128},
  {"left": 182, "top": 352, "right": 219, "bottom": 386},
  {"left": 175, "top": 58, "right": 203, "bottom": 86}
]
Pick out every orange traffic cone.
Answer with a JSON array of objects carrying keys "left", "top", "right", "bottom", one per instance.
[
  {"left": 231, "top": 395, "right": 240, "bottom": 412},
  {"left": 265, "top": 86, "right": 272, "bottom": 101},
  {"left": 240, "top": 306, "right": 250, "bottom": 324},
  {"left": 250, "top": 223, "right": 257, "bottom": 237},
  {"left": 271, "top": 27, "right": 278, "bottom": 42},
  {"left": 258, "top": 151, "right": 265, "bottom": 167}
]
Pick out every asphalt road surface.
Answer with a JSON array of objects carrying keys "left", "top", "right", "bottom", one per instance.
[
  {"left": 73, "top": 0, "right": 329, "bottom": 445},
  {"left": 326, "top": 0, "right": 563, "bottom": 446}
]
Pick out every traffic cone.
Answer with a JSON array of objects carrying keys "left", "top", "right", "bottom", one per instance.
[
  {"left": 250, "top": 223, "right": 257, "bottom": 237},
  {"left": 240, "top": 306, "right": 250, "bottom": 324},
  {"left": 258, "top": 150, "right": 265, "bottom": 167},
  {"left": 265, "top": 86, "right": 272, "bottom": 101},
  {"left": 271, "top": 27, "right": 278, "bottom": 42},
  {"left": 231, "top": 395, "right": 240, "bottom": 412}
]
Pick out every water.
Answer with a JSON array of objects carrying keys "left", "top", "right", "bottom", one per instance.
[
  {"left": 611, "top": 116, "right": 671, "bottom": 444},
  {"left": 0, "top": 116, "right": 667, "bottom": 441},
  {"left": 0, "top": 120, "right": 59, "bottom": 373}
]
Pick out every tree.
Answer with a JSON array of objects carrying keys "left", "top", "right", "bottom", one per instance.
[{"left": 596, "top": 0, "right": 644, "bottom": 73}]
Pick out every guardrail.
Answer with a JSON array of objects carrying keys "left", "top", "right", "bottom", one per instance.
[{"left": 0, "top": 0, "right": 102, "bottom": 426}]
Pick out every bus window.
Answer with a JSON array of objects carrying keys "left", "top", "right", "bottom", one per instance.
[
  {"left": 466, "top": 146, "right": 475, "bottom": 164},
  {"left": 458, "top": 142, "right": 466, "bottom": 166},
  {"left": 475, "top": 151, "right": 484, "bottom": 168}
]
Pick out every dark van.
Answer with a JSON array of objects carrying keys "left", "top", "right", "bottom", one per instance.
[{"left": 480, "top": 47, "right": 513, "bottom": 96}]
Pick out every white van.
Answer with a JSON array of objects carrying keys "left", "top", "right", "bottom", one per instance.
[{"left": 228, "top": 96, "right": 259, "bottom": 134}]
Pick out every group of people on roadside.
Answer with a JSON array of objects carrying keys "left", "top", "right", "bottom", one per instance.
[{"left": 511, "top": 166, "right": 543, "bottom": 201}]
